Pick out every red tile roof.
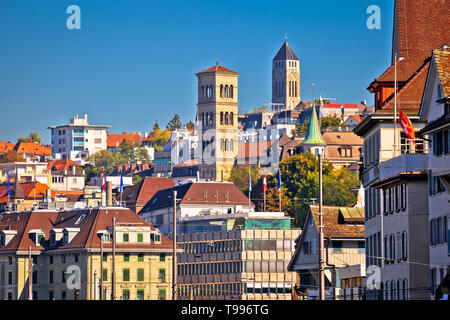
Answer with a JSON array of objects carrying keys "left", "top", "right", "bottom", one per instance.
[
  {"left": 322, "top": 103, "right": 358, "bottom": 109},
  {"left": 378, "top": 60, "right": 431, "bottom": 115},
  {"left": 13, "top": 142, "right": 51, "bottom": 156},
  {"left": 122, "top": 177, "right": 175, "bottom": 212},
  {"left": 0, "top": 181, "right": 55, "bottom": 203},
  {"left": 197, "top": 65, "right": 238, "bottom": 74},
  {"left": 0, "top": 141, "right": 14, "bottom": 153},
  {"left": 107, "top": 133, "right": 142, "bottom": 148},
  {"left": 238, "top": 141, "right": 273, "bottom": 159},
  {"left": 393, "top": 0, "right": 450, "bottom": 62},
  {"left": 47, "top": 158, "right": 82, "bottom": 172}
]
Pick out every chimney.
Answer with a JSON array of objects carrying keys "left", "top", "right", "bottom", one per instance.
[
  {"left": 106, "top": 181, "right": 112, "bottom": 207},
  {"left": 72, "top": 165, "right": 76, "bottom": 175},
  {"left": 197, "top": 171, "right": 200, "bottom": 182}
]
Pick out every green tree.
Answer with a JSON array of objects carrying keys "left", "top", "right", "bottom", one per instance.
[
  {"left": 167, "top": 114, "right": 182, "bottom": 131},
  {"left": 84, "top": 150, "right": 123, "bottom": 181},
  {"left": 320, "top": 115, "right": 346, "bottom": 131},
  {"left": 150, "top": 128, "right": 171, "bottom": 152},
  {"left": 115, "top": 140, "right": 150, "bottom": 164},
  {"left": 132, "top": 174, "right": 143, "bottom": 184},
  {"left": 185, "top": 120, "right": 194, "bottom": 130},
  {"left": 0, "top": 150, "right": 26, "bottom": 163},
  {"left": 17, "top": 131, "right": 42, "bottom": 144},
  {"left": 292, "top": 120, "right": 309, "bottom": 137},
  {"left": 240, "top": 153, "right": 358, "bottom": 227},
  {"left": 227, "top": 166, "right": 261, "bottom": 194}
]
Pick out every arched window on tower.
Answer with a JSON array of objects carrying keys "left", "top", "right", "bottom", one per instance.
[
  {"left": 209, "top": 112, "right": 214, "bottom": 125},
  {"left": 224, "top": 139, "right": 228, "bottom": 151},
  {"left": 230, "top": 112, "right": 234, "bottom": 125},
  {"left": 225, "top": 85, "right": 229, "bottom": 98},
  {"left": 210, "top": 85, "right": 214, "bottom": 99},
  {"left": 295, "top": 81, "right": 298, "bottom": 97},
  {"left": 230, "top": 138, "right": 234, "bottom": 151},
  {"left": 220, "top": 112, "right": 224, "bottom": 125},
  {"left": 220, "top": 138, "right": 224, "bottom": 151},
  {"left": 230, "top": 85, "right": 234, "bottom": 98},
  {"left": 220, "top": 85, "right": 223, "bottom": 98},
  {"left": 225, "top": 112, "right": 229, "bottom": 125}
]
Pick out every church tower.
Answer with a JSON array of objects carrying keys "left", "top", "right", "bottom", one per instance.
[
  {"left": 195, "top": 64, "right": 239, "bottom": 181},
  {"left": 272, "top": 40, "right": 300, "bottom": 110}
]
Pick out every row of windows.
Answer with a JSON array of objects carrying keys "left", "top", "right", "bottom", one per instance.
[
  {"left": 220, "top": 138, "right": 234, "bottom": 152},
  {"left": 274, "top": 60, "right": 298, "bottom": 68},
  {"left": 432, "top": 129, "right": 449, "bottom": 156},
  {"left": 120, "top": 288, "right": 166, "bottom": 300},
  {"left": 219, "top": 111, "right": 234, "bottom": 125},
  {"left": 384, "top": 232, "right": 408, "bottom": 263},
  {"left": 383, "top": 280, "right": 408, "bottom": 300},
  {"left": 288, "top": 81, "right": 298, "bottom": 98},
  {"left": 383, "top": 184, "right": 406, "bottom": 215},
  {"left": 102, "top": 268, "right": 166, "bottom": 282},
  {"left": 430, "top": 267, "right": 449, "bottom": 296},
  {"left": 179, "top": 261, "right": 241, "bottom": 275},
  {"left": 180, "top": 239, "right": 292, "bottom": 254},
  {"left": 428, "top": 173, "right": 446, "bottom": 196},
  {"left": 200, "top": 112, "right": 214, "bottom": 127},
  {"left": 363, "top": 132, "right": 380, "bottom": 168},
  {"left": 430, "top": 216, "right": 448, "bottom": 246},
  {"left": 274, "top": 80, "right": 285, "bottom": 98},
  {"left": 365, "top": 187, "right": 381, "bottom": 220},
  {"left": 366, "top": 232, "right": 382, "bottom": 267},
  {"left": 102, "top": 252, "right": 165, "bottom": 262},
  {"left": 219, "top": 85, "right": 234, "bottom": 98},
  {"left": 180, "top": 283, "right": 291, "bottom": 297}
]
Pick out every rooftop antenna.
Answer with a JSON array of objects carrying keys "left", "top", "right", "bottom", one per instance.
[
  {"left": 285, "top": 32, "right": 287, "bottom": 41},
  {"left": 216, "top": 57, "right": 219, "bottom": 66}
]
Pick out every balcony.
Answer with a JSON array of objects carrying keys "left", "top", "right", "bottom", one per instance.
[{"left": 378, "top": 153, "right": 428, "bottom": 180}]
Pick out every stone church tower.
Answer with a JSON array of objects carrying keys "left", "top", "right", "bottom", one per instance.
[
  {"left": 195, "top": 64, "right": 239, "bottom": 181},
  {"left": 272, "top": 40, "right": 300, "bottom": 110}
]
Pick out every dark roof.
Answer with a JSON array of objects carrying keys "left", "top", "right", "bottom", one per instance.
[
  {"left": 141, "top": 182, "right": 253, "bottom": 212},
  {"left": 122, "top": 177, "right": 175, "bottom": 207},
  {"left": 0, "top": 208, "right": 175, "bottom": 253},
  {"left": 273, "top": 41, "right": 299, "bottom": 61}
]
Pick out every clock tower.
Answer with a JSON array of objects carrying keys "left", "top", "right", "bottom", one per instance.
[{"left": 272, "top": 40, "right": 300, "bottom": 110}]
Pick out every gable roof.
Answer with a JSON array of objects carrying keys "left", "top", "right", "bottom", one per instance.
[
  {"left": 107, "top": 133, "right": 142, "bottom": 148},
  {"left": 141, "top": 182, "right": 253, "bottom": 212},
  {"left": 309, "top": 205, "right": 365, "bottom": 239},
  {"left": 377, "top": 60, "right": 431, "bottom": 115},
  {"left": 0, "top": 208, "right": 175, "bottom": 253},
  {"left": 121, "top": 177, "right": 175, "bottom": 208},
  {"left": 273, "top": 40, "right": 299, "bottom": 61},
  {"left": 13, "top": 142, "right": 51, "bottom": 156},
  {"left": 322, "top": 131, "right": 363, "bottom": 146},
  {"left": 0, "top": 141, "right": 15, "bottom": 153},
  {"left": 47, "top": 158, "right": 82, "bottom": 172}
]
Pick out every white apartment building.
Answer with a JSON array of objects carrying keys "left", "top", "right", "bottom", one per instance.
[
  {"left": 48, "top": 114, "right": 110, "bottom": 163},
  {"left": 418, "top": 47, "right": 450, "bottom": 299}
]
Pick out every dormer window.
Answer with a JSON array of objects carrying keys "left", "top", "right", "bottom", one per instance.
[
  {"left": 151, "top": 233, "right": 161, "bottom": 244},
  {"left": 28, "top": 229, "right": 45, "bottom": 245},
  {"left": 62, "top": 228, "right": 80, "bottom": 244},
  {"left": 97, "top": 230, "right": 111, "bottom": 243},
  {"left": 50, "top": 228, "right": 64, "bottom": 246}
]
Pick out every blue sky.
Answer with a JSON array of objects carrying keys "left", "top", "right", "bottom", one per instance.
[{"left": 0, "top": 0, "right": 394, "bottom": 144}]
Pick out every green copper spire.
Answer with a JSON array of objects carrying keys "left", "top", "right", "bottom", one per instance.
[{"left": 302, "top": 104, "right": 326, "bottom": 146}]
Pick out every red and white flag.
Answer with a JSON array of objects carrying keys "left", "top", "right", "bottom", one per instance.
[
  {"left": 102, "top": 170, "right": 106, "bottom": 191},
  {"left": 263, "top": 174, "right": 267, "bottom": 193},
  {"left": 399, "top": 110, "right": 416, "bottom": 146}
]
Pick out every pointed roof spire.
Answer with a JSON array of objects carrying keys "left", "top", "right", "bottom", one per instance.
[
  {"left": 12, "top": 172, "right": 24, "bottom": 200},
  {"left": 302, "top": 104, "right": 326, "bottom": 146},
  {"left": 273, "top": 39, "right": 299, "bottom": 61}
]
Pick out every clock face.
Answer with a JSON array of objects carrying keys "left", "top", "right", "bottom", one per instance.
[{"left": 288, "top": 71, "right": 297, "bottom": 80}]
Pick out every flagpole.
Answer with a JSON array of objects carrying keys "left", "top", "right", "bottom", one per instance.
[{"left": 278, "top": 171, "right": 282, "bottom": 212}]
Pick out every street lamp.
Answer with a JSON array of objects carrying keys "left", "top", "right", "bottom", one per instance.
[{"left": 394, "top": 54, "right": 405, "bottom": 157}]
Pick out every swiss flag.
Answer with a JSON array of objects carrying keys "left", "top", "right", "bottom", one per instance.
[
  {"left": 263, "top": 174, "right": 267, "bottom": 193},
  {"left": 102, "top": 170, "right": 106, "bottom": 191},
  {"left": 399, "top": 110, "right": 416, "bottom": 146}
]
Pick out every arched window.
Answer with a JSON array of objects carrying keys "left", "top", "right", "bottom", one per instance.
[
  {"left": 225, "top": 112, "right": 229, "bottom": 125},
  {"left": 210, "top": 85, "right": 214, "bottom": 99},
  {"left": 220, "top": 138, "right": 224, "bottom": 151},
  {"left": 220, "top": 112, "right": 224, "bottom": 125},
  {"left": 225, "top": 85, "right": 229, "bottom": 98},
  {"left": 224, "top": 139, "right": 228, "bottom": 151},
  {"left": 220, "top": 85, "right": 223, "bottom": 98},
  {"left": 230, "top": 112, "right": 234, "bottom": 125},
  {"left": 230, "top": 138, "right": 234, "bottom": 151},
  {"left": 209, "top": 112, "right": 213, "bottom": 125},
  {"left": 230, "top": 85, "right": 233, "bottom": 98}
]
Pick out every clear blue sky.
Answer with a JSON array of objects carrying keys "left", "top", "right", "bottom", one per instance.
[{"left": 0, "top": 0, "right": 394, "bottom": 144}]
